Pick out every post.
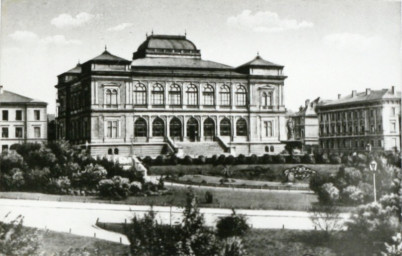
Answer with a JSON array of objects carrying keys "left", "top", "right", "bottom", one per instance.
[
  {"left": 170, "top": 205, "right": 172, "bottom": 226},
  {"left": 373, "top": 172, "right": 377, "bottom": 202}
]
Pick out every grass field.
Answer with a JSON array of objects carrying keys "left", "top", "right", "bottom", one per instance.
[
  {"left": 0, "top": 186, "right": 318, "bottom": 211},
  {"left": 149, "top": 163, "right": 340, "bottom": 183},
  {"left": 96, "top": 222, "right": 338, "bottom": 256},
  {"left": 34, "top": 228, "right": 129, "bottom": 255}
]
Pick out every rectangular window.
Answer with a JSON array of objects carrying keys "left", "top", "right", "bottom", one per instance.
[
  {"left": 15, "top": 127, "right": 23, "bottom": 138},
  {"left": 34, "top": 110, "right": 40, "bottom": 120},
  {"left": 152, "top": 92, "right": 164, "bottom": 105},
  {"left": 392, "top": 107, "right": 396, "bottom": 116},
  {"left": 2, "top": 145, "right": 8, "bottom": 151},
  {"left": 203, "top": 92, "right": 214, "bottom": 105},
  {"left": 169, "top": 93, "right": 181, "bottom": 105},
  {"left": 134, "top": 91, "right": 146, "bottom": 105},
  {"left": 2, "top": 110, "right": 8, "bottom": 121},
  {"left": 264, "top": 121, "right": 273, "bottom": 137},
  {"left": 2, "top": 127, "right": 9, "bottom": 138},
  {"left": 220, "top": 92, "right": 230, "bottom": 106},
  {"left": 187, "top": 92, "right": 198, "bottom": 106},
  {"left": 106, "top": 121, "right": 118, "bottom": 138},
  {"left": 16, "top": 110, "right": 22, "bottom": 121},
  {"left": 34, "top": 127, "right": 41, "bottom": 138},
  {"left": 390, "top": 121, "right": 396, "bottom": 133}
]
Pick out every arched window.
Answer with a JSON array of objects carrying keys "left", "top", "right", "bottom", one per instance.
[
  {"left": 220, "top": 118, "right": 231, "bottom": 136},
  {"left": 204, "top": 118, "right": 215, "bottom": 136},
  {"left": 134, "top": 84, "right": 146, "bottom": 105},
  {"left": 152, "top": 84, "right": 164, "bottom": 105},
  {"left": 236, "top": 118, "right": 247, "bottom": 136},
  {"left": 203, "top": 84, "right": 214, "bottom": 105},
  {"left": 134, "top": 118, "right": 147, "bottom": 137},
  {"left": 265, "top": 146, "right": 269, "bottom": 152},
  {"left": 108, "top": 148, "right": 113, "bottom": 155},
  {"left": 152, "top": 118, "right": 164, "bottom": 137},
  {"left": 270, "top": 146, "right": 274, "bottom": 152},
  {"left": 114, "top": 148, "right": 119, "bottom": 155},
  {"left": 170, "top": 118, "right": 182, "bottom": 137},
  {"left": 236, "top": 85, "right": 247, "bottom": 106},
  {"left": 186, "top": 84, "right": 198, "bottom": 106},
  {"left": 169, "top": 84, "right": 181, "bottom": 106},
  {"left": 187, "top": 118, "right": 199, "bottom": 141},
  {"left": 105, "top": 89, "right": 112, "bottom": 105},
  {"left": 220, "top": 85, "right": 230, "bottom": 106}
]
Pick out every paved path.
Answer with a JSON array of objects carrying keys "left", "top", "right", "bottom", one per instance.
[{"left": 0, "top": 199, "right": 349, "bottom": 245}]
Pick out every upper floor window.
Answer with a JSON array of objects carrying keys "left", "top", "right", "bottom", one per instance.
[
  {"left": 15, "top": 127, "right": 23, "bottom": 138},
  {"left": 390, "top": 121, "right": 396, "bottom": 133},
  {"left": 2, "top": 127, "right": 8, "bottom": 138},
  {"left": 2, "top": 110, "right": 8, "bottom": 121},
  {"left": 262, "top": 92, "right": 272, "bottom": 106},
  {"left": 220, "top": 85, "right": 230, "bottom": 106},
  {"left": 134, "top": 84, "right": 147, "bottom": 105},
  {"left": 392, "top": 107, "right": 396, "bottom": 116},
  {"left": 203, "top": 84, "right": 214, "bottom": 106},
  {"left": 152, "top": 84, "right": 164, "bottom": 105},
  {"left": 236, "top": 85, "right": 247, "bottom": 106},
  {"left": 169, "top": 84, "right": 181, "bottom": 106},
  {"left": 105, "top": 89, "right": 118, "bottom": 106},
  {"left": 186, "top": 84, "right": 198, "bottom": 106},
  {"left": 34, "top": 110, "right": 40, "bottom": 121},
  {"left": 16, "top": 110, "right": 22, "bottom": 121}
]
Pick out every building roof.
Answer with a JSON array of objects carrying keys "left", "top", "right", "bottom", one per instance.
[
  {"left": 131, "top": 57, "right": 233, "bottom": 70},
  {"left": 0, "top": 90, "right": 47, "bottom": 104},
  {"left": 237, "top": 55, "right": 284, "bottom": 69},
  {"left": 65, "top": 63, "right": 82, "bottom": 74},
  {"left": 88, "top": 50, "right": 131, "bottom": 63},
  {"left": 319, "top": 88, "right": 401, "bottom": 107}
]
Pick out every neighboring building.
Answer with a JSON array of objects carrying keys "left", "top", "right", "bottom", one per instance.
[
  {"left": 0, "top": 85, "right": 48, "bottom": 152},
  {"left": 56, "top": 34, "right": 288, "bottom": 157},
  {"left": 317, "top": 87, "right": 401, "bottom": 153},
  {"left": 290, "top": 98, "right": 321, "bottom": 153}
]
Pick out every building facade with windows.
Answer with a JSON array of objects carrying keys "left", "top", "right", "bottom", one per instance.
[
  {"left": 0, "top": 85, "right": 48, "bottom": 152},
  {"left": 289, "top": 98, "right": 321, "bottom": 152},
  {"left": 317, "top": 87, "right": 401, "bottom": 153},
  {"left": 56, "top": 34, "right": 288, "bottom": 157}
]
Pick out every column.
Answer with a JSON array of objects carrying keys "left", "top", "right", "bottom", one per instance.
[
  {"left": 164, "top": 83, "right": 169, "bottom": 109},
  {"left": 166, "top": 117, "right": 170, "bottom": 138},
  {"left": 198, "top": 84, "right": 202, "bottom": 110},
  {"left": 216, "top": 117, "right": 220, "bottom": 137},
  {"left": 183, "top": 84, "right": 187, "bottom": 109},
  {"left": 215, "top": 84, "right": 219, "bottom": 110},
  {"left": 148, "top": 116, "right": 152, "bottom": 141},
  {"left": 200, "top": 116, "right": 204, "bottom": 141},
  {"left": 183, "top": 117, "right": 187, "bottom": 139},
  {"left": 147, "top": 83, "right": 151, "bottom": 108},
  {"left": 231, "top": 84, "right": 235, "bottom": 110},
  {"left": 231, "top": 116, "right": 235, "bottom": 141}
]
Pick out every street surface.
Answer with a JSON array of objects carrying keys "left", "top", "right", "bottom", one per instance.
[{"left": 0, "top": 198, "right": 349, "bottom": 245}]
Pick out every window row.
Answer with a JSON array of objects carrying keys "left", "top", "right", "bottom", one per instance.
[
  {"left": 321, "top": 139, "right": 384, "bottom": 149},
  {"left": 319, "top": 108, "right": 381, "bottom": 122},
  {"left": 320, "top": 123, "right": 383, "bottom": 135},
  {"left": 133, "top": 117, "right": 248, "bottom": 137},
  {"left": 1, "top": 126, "right": 40, "bottom": 138},
  {"left": 132, "top": 84, "right": 248, "bottom": 106},
  {"left": 1, "top": 110, "right": 39, "bottom": 121}
]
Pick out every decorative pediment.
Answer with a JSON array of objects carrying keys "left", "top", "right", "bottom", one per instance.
[{"left": 257, "top": 84, "right": 275, "bottom": 90}]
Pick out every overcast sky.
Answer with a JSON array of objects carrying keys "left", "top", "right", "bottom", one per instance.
[{"left": 1, "top": 0, "right": 401, "bottom": 113}]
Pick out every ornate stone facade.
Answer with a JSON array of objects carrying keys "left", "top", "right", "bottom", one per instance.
[{"left": 56, "top": 35, "right": 288, "bottom": 157}]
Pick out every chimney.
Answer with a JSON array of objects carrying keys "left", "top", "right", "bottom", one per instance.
[
  {"left": 391, "top": 85, "right": 395, "bottom": 94},
  {"left": 0, "top": 85, "right": 3, "bottom": 94},
  {"left": 366, "top": 88, "right": 371, "bottom": 95},
  {"left": 305, "top": 99, "right": 310, "bottom": 107},
  {"left": 352, "top": 90, "right": 357, "bottom": 97},
  {"left": 338, "top": 94, "right": 341, "bottom": 99}
]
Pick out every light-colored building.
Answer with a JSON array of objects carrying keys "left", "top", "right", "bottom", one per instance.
[
  {"left": 316, "top": 87, "right": 401, "bottom": 153},
  {"left": 289, "top": 98, "right": 321, "bottom": 152},
  {"left": 56, "top": 34, "right": 289, "bottom": 157},
  {"left": 0, "top": 85, "right": 48, "bottom": 152}
]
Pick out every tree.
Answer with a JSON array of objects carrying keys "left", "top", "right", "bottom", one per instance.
[
  {"left": 309, "top": 205, "right": 342, "bottom": 240},
  {"left": 216, "top": 210, "right": 249, "bottom": 239},
  {"left": 0, "top": 215, "right": 40, "bottom": 256},
  {"left": 381, "top": 233, "right": 402, "bottom": 256}
]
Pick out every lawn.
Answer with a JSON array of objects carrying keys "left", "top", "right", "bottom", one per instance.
[
  {"left": 149, "top": 163, "right": 340, "bottom": 183},
  {"left": 0, "top": 186, "right": 318, "bottom": 211}
]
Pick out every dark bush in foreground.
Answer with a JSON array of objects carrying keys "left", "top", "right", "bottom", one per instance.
[{"left": 216, "top": 210, "right": 250, "bottom": 239}]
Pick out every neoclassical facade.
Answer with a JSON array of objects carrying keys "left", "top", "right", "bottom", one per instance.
[{"left": 56, "top": 35, "right": 288, "bottom": 157}]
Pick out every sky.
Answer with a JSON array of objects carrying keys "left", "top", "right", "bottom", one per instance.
[{"left": 0, "top": 0, "right": 401, "bottom": 113}]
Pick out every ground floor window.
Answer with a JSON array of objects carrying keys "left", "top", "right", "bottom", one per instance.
[
  {"left": 204, "top": 118, "right": 215, "bottom": 136},
  {"left": 236, "top": 118, "right": 247, "bottom": 136},
  {"left": 220, "top": 118, "right": 231, "bottom": 136},
  {"left": 152, "top": 118, "right": 164, "bottom": 136},
  {"left": 170, "top": 118, "right": 181, "bottom": 137},
  {"left": 135, "top": 118, "right": 147, "bottom": 137}
]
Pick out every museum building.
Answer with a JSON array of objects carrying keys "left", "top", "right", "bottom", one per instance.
[{"left": 55, "top": 34, "right": 288, "bottom": 157}]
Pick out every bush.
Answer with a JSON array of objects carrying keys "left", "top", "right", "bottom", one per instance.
[
  {"left": 216, "top": 210, "right": 250, "bottom": 239},
  {"left": 317, "top": 183, "right": 340, "bottom": 205},
  {"left": 142, "top": 156, "right": 153, "bottom": 165},
  {"left": 248, "top": 154, "right": 258, "bottom": 164},
  {"left": 330, "top": 154, "right": 342, "bottom": 164},
  {"left": 341, "top": 155, "right": 353, "bottom": 165},
  {"left": 98, "top": 176, "right": 130, "bottom": 200},
  {"left": 198, "top": 155, "right": 206, "bottom": 165},
  {"left": 288, "top": 155, "right": 301, "bottom": 164},
  {"left": 341, "top": 185, "right": 364, "bottom": 205},
  {"left": 72, "top": 164, "right": 107, "bottom": 189},
  {"left": 274, "top": 155, "right": 286, "bottom": 164},
  {"left": 155, "top": 155, "right": 165, "bottom": 165},
  {"left": 183, "top": 155, "right": 193, "bottom": 165},
  {"left": 261, "top": 154, "right": 272, "bottom": 164},
  {"left": 225, "top": 155, "right": 235, "bottom": 165},
  {"left": 236, "top": 154, "right": 246, "bottom": 165},
  {"left": 205, "top": 191, "right": 213, "bottom": 204},
  {"left": 343, "top": 168, "right": 362, "bottom": 186},
  {"left": 302, "top": 154, "right": 315, "bottom": 164},
  {"left": 169, "top": 155, "right": 179, "bottom": 165},
  {"left": 129, "top": 181, "right": 142, "bottom": 195},
  {"left": 216, "top": 155, "right": 226, "bottom": 165}
]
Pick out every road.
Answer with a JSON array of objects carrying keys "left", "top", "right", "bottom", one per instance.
[{"left": 0, "top": 198, "right": 350, "bottom": 245}]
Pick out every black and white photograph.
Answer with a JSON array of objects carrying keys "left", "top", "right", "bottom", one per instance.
[{"left": 0, "top": 0, "right": 401, "bottom": 255}]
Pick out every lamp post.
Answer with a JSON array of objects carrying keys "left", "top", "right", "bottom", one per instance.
[{"left": 369, "top": 160, "right": 377, "bottom": 202}]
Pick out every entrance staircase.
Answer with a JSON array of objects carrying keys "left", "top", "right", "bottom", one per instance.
[{"left": 176, "top": 141, "right": 226, "bottom": 157}]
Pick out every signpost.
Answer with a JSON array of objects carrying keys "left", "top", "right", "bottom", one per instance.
[{"left": 369, "top": 160, "right": 377, "bottom": 202}]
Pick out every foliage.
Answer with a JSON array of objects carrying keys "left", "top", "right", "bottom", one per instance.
[
  {"left": 0, "top": 215, "right": 40, "bottom": 256},
  {"left": 220, "top": 237, "right": 248, "bottom": 256},
  {"left": 98, "top": 176, "right": 131, "bottom": 200},
  {"left": 317, "top": 183, "right": 340, "bottom": 204},
  {"left": 205, "top": 191, "right": 213, "bottom": 204},
  {"left": 72, "top": 164, "right": 107, "bottom": 189},
  {"left": 309, "top": 205, "right": 342, "bottom": 239},
  {"left": 216, "top": 210, "right": 250, "bottom": 239},
  {"left": 382, "top": 233, "right": 402, "bottom": 256}
]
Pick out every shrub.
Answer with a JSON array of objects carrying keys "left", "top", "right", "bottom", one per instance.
[
  {"left": 198, "top": 155, "right": 206, "bottom": 165},
  {"left": 205, "top": 191, "right": 213, "bottom": 204},
  {"left": 316, "top": 153, "right": 330, "bottom": 164},
  {"left": 288, "top": 155, "right": 301, "bottom": 164},
  {"left": 274, "top": 155, "right": 286, "bottom": 164},
  {"left": 183, "top": 155, "right": 193, "bottom": 165},
  {"left": 72, "top": 164, "right": 107, "bottom": 189},
  {"left": 302, "top": 154, "right": 315, "bottom": 164},
  {"left": 343, "top": 168, "right": 362, "bottom": 186},
  {"left": 341, "top": 185, "right": 364, "bottom": 205},
  {"left": 261, "top": 154, "right": 272, "bottom": 164},
  {"left": 142, "top": 156, "right": 153, "bottom": 165},
  {"left": 341, "top": 155, "right": 353, "bottom": 165},
  {"left": 98, "top": 176, "right": 130, "bottom": 200},
  {"left": 248, "top": 154, "right": 258, "bottom": 164},
  {"left": 309, "top": 173, "right": 331, "bottom": 192},
  {"left": 317, "top": 183, "right": 340, "bottom": 205},
  {"left": 155, "top": 155, "right": 165, "bottom": 165},
  {"left": 216, "top": 210, "right": 250, "bottom": 239},
  {"left": 129, "top": 181, "right": 142, "bottom": 195},
  {"left": 169, "top": 155, "right": 179, "bottom": 165},
  {"left": 330, "top": 154, "right": 342, "bottom": 164},
  {"left": 225, "top": 155, "right": 235, "bottom": 165},
  {"left": 0, "top": 150, "right": 25, "bottom": 172},
  {"left": 216, "top": 155, "right": 226, "bottom": 165},
  {"left": 236, "top": 154, "right": 246, "bottom": 165},
  {"left": 220, "top": 236, "right": 248, "bottom": 256}
]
